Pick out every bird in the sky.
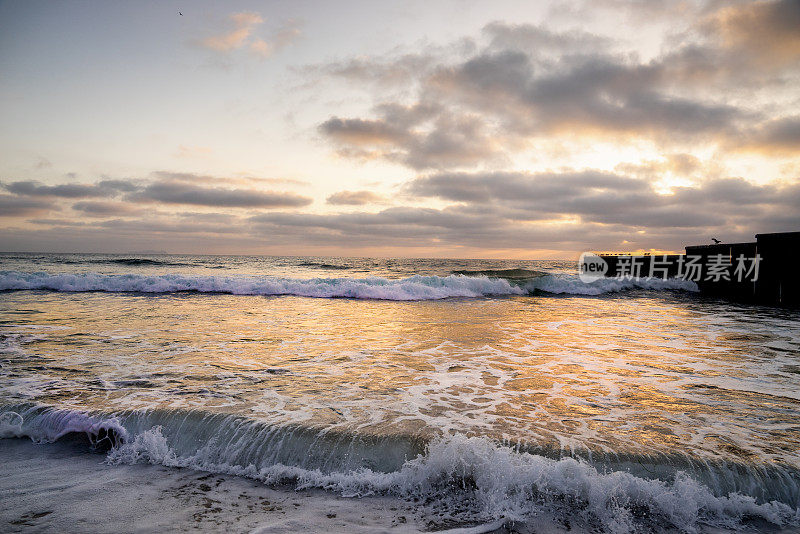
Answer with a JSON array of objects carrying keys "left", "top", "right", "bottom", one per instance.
[
  {"left": 712, "top": 238, "right": 721, "bottom": 244},
  {"left": 178, "top": 11, "right": 183, "bottom": 16}
]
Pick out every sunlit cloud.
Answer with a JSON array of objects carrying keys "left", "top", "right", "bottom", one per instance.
[
  {"left": 174, "top": 145, "right": 213, "bottom": 159},
  {"left": 706, "top": 0, "right": 800, "bottom": 68},
  {"left": 201, "top": 11, "right": 263, "bottom": 52},
  {"left": 326, "top": 190, "right": 386, "bottom": 205},
  {"left": 200, "top": 12, "right": 301, "bottom": 59},
  {"left": 250, "top": 19, "right": 302, "bottom": 58}
]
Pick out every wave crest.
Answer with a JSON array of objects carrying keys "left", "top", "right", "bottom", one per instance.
[{"left": 0, "top": 271, "right": 697, "bottom": 300}]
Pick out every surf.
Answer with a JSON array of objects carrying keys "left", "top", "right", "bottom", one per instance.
[
  {"left": 0, "top": 271, "right": 698, "bottom": 300},
  {"left": 2, "top": 403, "right": 798, "bottom": 532}
]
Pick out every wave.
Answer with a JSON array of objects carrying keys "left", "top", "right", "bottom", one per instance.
[
  {"left": 529, "top": 273, "right": 699, "bottom": 296},
  {"left": 56, "top": 258, "right": 192, "bottom": 267},
  {"left": 296, "top": 261, "right": 352, "bottom": 270},
  {"left": 0, "top": 271, "right": 698, "bottom": 300},
  {"left": 452, "top": 268, "right": 546, "bottom": 280},
  {"left": 1, "top": 404, "right": 797, "bottom": 532},
  {"left": 105, "top": 258, "right": 192, "bottom": 267}
]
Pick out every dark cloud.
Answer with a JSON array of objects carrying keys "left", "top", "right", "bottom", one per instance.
[
  {"left": 3, "top": 180, "right": 126, "bottom": 198},
  {"left": 99, "top": 217, "right": 244, "bottom": 235},
  {"left": 0, "top": 195, "right": 55, "bottom": 217},
  {"left": 737, "top": 117, "right": 800, "bottom": 154},
  {"left": 96, "top": 179, "right": 140, "bottom": 192},
  {"left": 5, "top": 169, "right": 796, "bottom": 255},
  {"left": 320, "top": 106, "right": 508, "bottom": 170},
  {"left": 317, "top": 7, "right": 800, "bottom": 171},
  {"left": 246, "top": 204, "right": 706, "bottom": 252},
  {"left": 406, "top": 170, "right": 800, "bottom": 229},
  {"left": 326, "top": 190, "right": 385, "bottom": 205},
  {"left": 705, "top": 0, "right": 800, "bottom": 67},
  {"left": 320, "top": 117, "right": 410, "bottom": 146},
  {"left": 407, "top": 170, "right": 648, "bottom": 205},
  {"left": 2, "top": 173, "right": 313, "bottom": 217},
  {"left": 133, "top": 180, "right": 312, "bottom": 208},
  {"left": 72, "top": 201, "right": 144, "bottom": 217}
]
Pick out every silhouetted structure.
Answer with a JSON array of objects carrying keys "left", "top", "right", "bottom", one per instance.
[{"left": 597, "top": 231, "right": 799, "bottom": 306}]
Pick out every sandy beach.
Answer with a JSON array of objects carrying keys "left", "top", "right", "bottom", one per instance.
[{"left": 0, "top": 438, "right": 441, "bottom": 533}]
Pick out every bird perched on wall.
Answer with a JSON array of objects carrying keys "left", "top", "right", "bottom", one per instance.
[{"left": 712, "top": 238, "right": 721, "bottom": 244}]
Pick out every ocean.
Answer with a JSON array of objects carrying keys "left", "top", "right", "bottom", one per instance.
[{"left": 1, "top": 252, "right": 799, "bottom": 533}]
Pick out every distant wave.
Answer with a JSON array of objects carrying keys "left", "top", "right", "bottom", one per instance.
[
  {"left": 2, "top": 404, "right": 798, "bottom": 532},
  {"left": 59, "top": 258, "right": 193, "bottom": 267},
  {"left": 451, "top": 268, "right": 546, "bottom": 279},
  {"left": 105, "top": 258, "right": 192, "bottom": 267},
  {"left": 296, "top": 261, "right": 352, "bottom": 270},
  {"left": 0, "top": 271, "right": 698, "bottom": 300}
]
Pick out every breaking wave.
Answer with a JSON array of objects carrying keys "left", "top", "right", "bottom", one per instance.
[
  {"left": 0, "top": 271, "right": 698, "bottom": 300},
  {"left": 451, "top": 268, "right": 546, "bottom": 279},
  {"left": 1, "top": 404, "right": 797, "bottom": 533}
]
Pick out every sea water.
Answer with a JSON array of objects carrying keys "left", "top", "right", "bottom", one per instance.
[{"left": 1, "top": 252, "right": 799, "bottom": 532}]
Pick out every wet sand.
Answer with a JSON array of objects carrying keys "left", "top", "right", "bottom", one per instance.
[{"left": 0, "top": 438, "right": 435, "bottom": 533}]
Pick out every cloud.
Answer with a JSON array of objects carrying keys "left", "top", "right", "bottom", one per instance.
[
  {"left": 405, "top": 169, "right": 800, "bottom": 230},
  {"left": 201, "top": 12, "right": 263, "bottom": 52},
  {"left": 616, "top": 153, "right": 703, "bottom": 177},
  {"left": 3, "top": 180, "right": 127, "bottom": 198},
  {"left": 320, "top": 116, "right": 410, "bottom": 146},
  {"left": 0, "top": 194, "right": 54, "bottom": 217},
  {"left": 316, "top": 9, "right": 800, "bottom": 171},
  {"left": 314, "top": 52, "right": 438, "bottom": 89},
  {"left": 174, "top": 145, "right": 213, "bottom": 158},
  {"left": 34, "top": 157, "right": 52, "bottom": 169},
  {"left": 737, "top": 117, "right": 800, "bottom": 155},
  {"left": 151, "top": 171, "right": 308, "bottom": 187},
  {"left": 5, "top": 169, "right": 796, "bottom": 255},
  {"left": 705, "top": 0, "right": 800, "bottom": 68},
  {"left": 2, "top": 173, "right": 312, "bottom": 212},
  {"left": 200, "top": 12, "right": 301, "bottom": 59},
  {"left": 250, "top": 19, "right": 302, "bottom": 58},
  {"left": 320, "top": 105, "right": 509, "bottom": 170},
  {"left": 326, "top": 190, "right": 385, "bottom": 205},
  {"left": 133, "top": 179, "right": 312, "bottom": 208},
  {"left": 3, "top": 3, "right": 797, "bottom": 256},
  {"left": 482, "top": 21, "right": 612, "bottom": 54},
  {"left": 72, "top": 201, "right": 144, "bottom": 217}
]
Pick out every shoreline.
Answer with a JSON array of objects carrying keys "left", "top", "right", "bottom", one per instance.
[{"left": 0, "top": 438, "right": 438, "bottom": 533}]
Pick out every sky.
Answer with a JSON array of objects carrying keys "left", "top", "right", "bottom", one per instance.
[{"left": 0, "top": 0, "right": 798, "bottom": 258}]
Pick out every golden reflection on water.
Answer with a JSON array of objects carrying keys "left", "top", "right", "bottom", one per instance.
[{"left": 2, "top": 290, "right": 800, "bottom": 465}]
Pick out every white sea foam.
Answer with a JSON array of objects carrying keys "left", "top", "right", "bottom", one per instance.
[
  {"left": 3, "top": 405, "right": 798, "bottom": 532},
  {"left": 106, "top": 427, "right": 799, "bottom": 533},
  {"left": 0, "top": 271, "right": 697, "bottom": 300},
  {"left": 528, "top": 273, "right": 699, "bottom": 295}
]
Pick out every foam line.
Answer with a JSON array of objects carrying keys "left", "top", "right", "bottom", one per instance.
[{"left": 0, "top": 271, "right": 697, "bottom": 300}]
